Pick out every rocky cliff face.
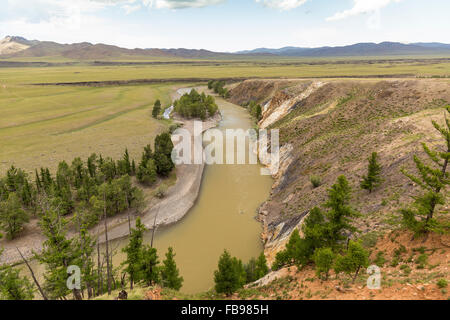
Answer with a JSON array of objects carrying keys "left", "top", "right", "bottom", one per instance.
[{"left": 229, "top": 78, "right": 450, "bottom": 265}]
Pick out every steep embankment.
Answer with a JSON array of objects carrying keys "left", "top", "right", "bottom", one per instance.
[
  {"left": 229, "top": 78, "right": 449, "bottom": 261},
  {"left": 226, "top": 78, "right": 450, "bottom": 299}
]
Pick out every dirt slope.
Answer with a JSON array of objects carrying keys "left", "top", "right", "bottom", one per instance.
[{"left": 229, "top": 78, "right": 449, "bottom": 259}]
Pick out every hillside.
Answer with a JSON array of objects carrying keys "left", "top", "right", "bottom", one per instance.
[
  {"left": 237, "top": 42, "right": 450, "bottom": 57},
  {"left": 1, "top": 36, "right": 450, "bottom": 60},
  {"left": 223, "top": 78, "right": 450, "bottom": 299}
]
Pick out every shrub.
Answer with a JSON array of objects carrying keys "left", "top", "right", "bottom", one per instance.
[
  {"left": 437, "top": 279, "right": 448, "bottom": 289},
  {"left": 156, "top": 183, "right": 169, "bottom": 199},
  {"left": 310, "top": 175, "right": 322, "bottom": 188}
]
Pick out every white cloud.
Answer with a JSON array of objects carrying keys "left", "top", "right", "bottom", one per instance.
[
  {"left": 327, "top": 0, "right": 403, "bottom": 21},
  {"left": 255, "top": 0, "right": 307, "bottom": 11},
  {"left": 142, "top": 0, "right": 225, "bottom": 9},
  {"left": 92, "top": 0, "right": 225, "bottom": 10}
]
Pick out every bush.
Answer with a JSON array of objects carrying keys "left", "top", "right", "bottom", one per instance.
[
  {"left": 437, "top": 279, "right": 448, "bottom": 289},
  {"left": 374, "top": 251, "right": 386, "bottom": 267},
  {"left": 156, "top": 184, "right": 168, "bottom": 199},
  {"left": 310, "top": 175, "right": 322, "bottom": 188}
]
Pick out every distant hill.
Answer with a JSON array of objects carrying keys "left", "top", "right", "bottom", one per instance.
[
  {"left": 0, "top": 36, "right": 232, "bottom": 59},
  {"left": 236, "top": 42, "right": 450, "bottom": 57},
  {"left": 0, "top": 36, "right": 40, "bottom": 55},
  {"left": 1, "top": 36, "right": 450, "bottom": 59}
]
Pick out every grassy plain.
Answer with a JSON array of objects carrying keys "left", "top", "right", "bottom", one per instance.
[
  {"left": 1, "top": 58, "right": 450, "bottom": 85},
  {"left": 0, "top": 56, "right": 449, "bottom": 175},
  {"left": 0, "top": 83, "right": 177, "bottom": 174}
]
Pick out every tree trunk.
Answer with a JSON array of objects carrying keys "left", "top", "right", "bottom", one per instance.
[
  {"left": 16, "top": 248, "right": 48, "bottom": 300},
  {"left": 103, "top": 192, "right": 112, "bottom": 295},
  {"left": 73, "top": 288, "right": 83, "bottom": 300},
  {"left": 97, "top": 237, "right": 102, "bottom": 296},
  {"left": 352, "top": 266, "right": 361, "bottom": 283}
]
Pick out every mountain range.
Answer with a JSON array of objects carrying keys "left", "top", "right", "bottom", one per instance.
[{"left": 1, "top": 36, "right": 450, "bottom": 59}]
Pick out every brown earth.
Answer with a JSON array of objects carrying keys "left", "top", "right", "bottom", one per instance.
[
  {"left": 229, "top": 78, "right": 449, "bottom": 233},
  {"left": 231, "top": 231, "right": 449, "bottom": 300}
]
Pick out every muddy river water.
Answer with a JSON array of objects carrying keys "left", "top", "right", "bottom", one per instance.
[
  {"left": 112, "top": 96, "right": 273, "bottom": 293},
  {"left": 20, "top": 95, "right": 272, "bottom": 295}
]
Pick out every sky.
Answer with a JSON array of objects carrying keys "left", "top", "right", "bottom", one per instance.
[{"left": 0, "top": 0, "right": 449, "bottom": 52}]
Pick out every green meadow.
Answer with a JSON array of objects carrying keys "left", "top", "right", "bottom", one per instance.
[
  {"left": 0, "top": 56, "right": 449, "bottom": 174},
  {"left": 0, "top": 82, "right": 177, "bottom": 174}
]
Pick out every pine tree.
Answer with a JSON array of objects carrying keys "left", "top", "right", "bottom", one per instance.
[
  {"left": 154, "top": 152, "right": 174, "bottom": 177},
  {"left": 323, "top": 176, "right": 360, "bottom": 247},
  {"left": 313, "top": 247, "right": 334, "bottom": 280},
  {"left": 123, "top": 149, "right": 132, "bottom": 175},
  {"left": 214, "top": 250, "right": 246, "bottom": 296},
  {"left": 152, "top": 100, "right": 162, "bottom": 118},
  {"left": 400, "top": 106, "right": 450, "bottom": 234},
  {"left": 74, "top": 226, "right": 96, "bottom": 299},
  {"left": 122, "top": 217, "right": 146, "bottom": 290},
  {"left": 0, "top": 192, "right": 29, "bottom": 239},
  {"left": 161, "top": 247, "right": 183, "bottom": 291},
  {"left": 254, "top": 252, "right": 269, "bottom": 280},
  {"left": 360, "top": 152, "right": 383, "bottom": 193},
  {"left": 334, "top": 241, "right": 369, "bottom": 283},
  {"left": 0, "top": 266, "right": 35, "bottom": 300},
  {"left": 37, "top": 209, "right": 81, "bottom": 299},
  {"left": 140, "top": 245, "right": 160, "bottom": 287}
]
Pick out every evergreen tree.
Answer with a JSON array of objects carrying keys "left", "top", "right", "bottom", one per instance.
[
  {"left": 74, "top": 226, "right": 96, "bottom": 299},
  {"left": 152, "top": 100, "right": 162, "bottom": 118},
  {"left": 155, "top": 132, "right": 174, "bottom": 159},
  {"left": 323, "top": 176, "right": 360, "bottom": 247},
  {"left": 214, "top": 250, "right": 246, "bottom": 296},
  {"left": 313, "top": 247, "right": 334, "bottom": 280},
  {"left": 334, "top": 241, "right": 369, "bottom": 283},
  {"left": 137, "top": 159, "right": 158, "bottom": 185},
  {"left": 360, "top": 152, "right": 382, "bottom": 193},
  {"left": 255, "top": 252, "right": 269, "bottom": 280},
  {"left": 154, "top": 152, "right": 174, "bottom": 177},
  {"left": 400, "top": 106, "right": 450, "bottom": 234},
  {"left": 246, "top": 253, "right": 269, "bottom": 283},
  {"left": 87, "top": 153, "right": 97, "bottom": 178},
  {"left": 0, "top": 266, "right": 35, "bottom": 300},
  {"left": 123, "top": 149, "right": 132, "bottom": 175},
  {"left": 0, "top": 192, "right": 29, "bottom": 239},
  {"left": 161, "top": 247, "right": 183, "bottom": 291},
  {"left": 37, "top": 209, "right": 81, "bottom": 299},
  {"left": 140, "top": 245, "right": 160, "bottom": 287},
  {"left": 122, "top": 217, "right": 146, "bottom": 290}
]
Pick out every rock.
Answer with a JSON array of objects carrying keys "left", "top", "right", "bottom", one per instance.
[{"left": 117, "top": 290, "right": 128, "bottom": 300}]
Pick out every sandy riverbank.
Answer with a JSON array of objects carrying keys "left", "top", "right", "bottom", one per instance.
[{"left": 0, "top": 87, "right": 221, "bottom": 264}]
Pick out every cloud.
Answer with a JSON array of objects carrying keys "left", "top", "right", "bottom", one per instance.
[
  {"left": 93, "top": 0, "right": 225, "bottom": 10},
  {"left": 327, "top": 0, "right": 403, "bottom": 21},
  {"left": 255, "top": 0, "right": 308, "bottom": 11},
  {"left": 142, "top": 0, "right": 225, "bottom": 9}
]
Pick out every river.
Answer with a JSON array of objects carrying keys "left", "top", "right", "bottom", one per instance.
[
  {"left": 19, "top": 92, "right": 273, "bottom": 295},
  {"left": 111, "top": 95, "right": 273, "bottom": 293}
]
